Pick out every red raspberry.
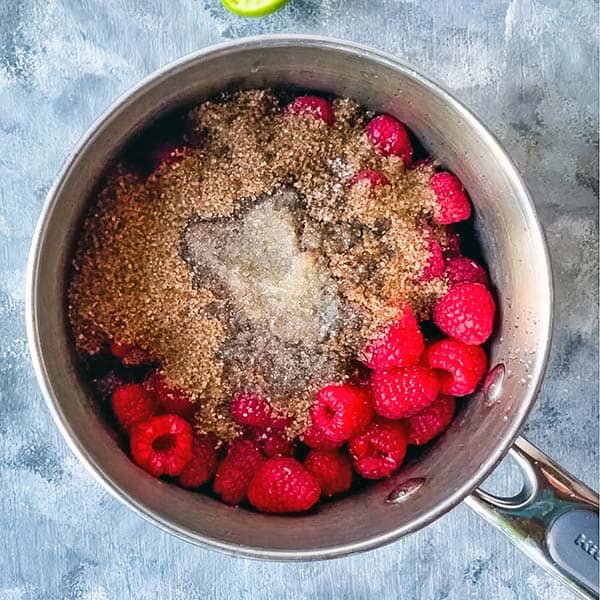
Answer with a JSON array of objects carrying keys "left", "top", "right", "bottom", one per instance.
[
  {"left": 94, "top": 371, "right": 124, "bottom": 402},
  {"left": 419, "top": 230, "right": 445, "bottom": 282},
  {"left": 425, "top": 339, "right": 487, "bottom": 396},
  {"left": 300, "top": 421, "right": 343, "bottom": 450},
  {"left": 443, "top": 230, "right": 462, "bottom": 257},
  {"left": 350, "top": 169, "right": 390, "bottom": 188},
  {"left": 146, "top": 372, "right": 196, "bottom": 422},
  {"left": 304, "top": 449, "right": 353, "bottom": 497},
  {"left": 362, "top": 305, "right": 424, "bottom": 370},
  {"left": 287, "top": 96, "right": 334, "bottom": 126},
  {"left": 251, "top": 427, "right": 295, "bottom": 457},
  {"left": 366, "top": 114, "right": 413, "bottom": 165},
  {"left": 230, "top": 392, "right": 287, "bottom": 429},
  {"left": 150, "top": 142, "right": 190, "bottom": 170},
  {"left": 130, "top": 414, "right": 193, "bottom": 477},
  {"left": 348, "top": 417, "right": 408, "bottom": 479},
  {"left": 445, "top": 257, "right": 488, "bottom": 287},
  {"left": 407, "top": 395, "right": 456, "bottom": 445},
  {"left": 247, "top": 457, "right": 321, "bottom": 513},
  {"left": 371, "top": 366, "right": 440, "bottom": 418},
  {"left": 213, "top": 440, "right": 264, "bottom": 505},
  {"left": 177, "top": 434, "right": 219, "bottom": 488},
  {"left": 110, "top": 341, "right": 152, "bottom": 366},
  {"left": 112, "top": 383, "right": 157, "bottom": 431},
  {"left": 433, "top": 283, "right": 495, "bottom": 345},
  {"left": 430, "top": 172, "right": 471, "bottom": 224},
  {"left": 310, "top": 384, "right": 373, "bottom": 444}
]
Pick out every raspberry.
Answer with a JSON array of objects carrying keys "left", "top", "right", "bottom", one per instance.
[
  {"left": 130, "top": 414, "right": 193, "bottom": 477},
  {"left": 230, "top": 392, "right": 287, "bottom": 429},
  {"left": 150, "top": 142, "right": 190, "bottom": 170},
  {"left": 407, "top": 395, "right": 456, "bottom": 445},
  {"left": 350, "top": 169, "right": 390, "bottom": 188},
  {"left": 430, "top": 172, "right": 471, "bottom": 224},
  {"left": 247, "top": 457, "right": 321, "bottom": 513},
  {"left": 110, "top": 341, "right": 152, "bottom": 366},
  {"left": 348, "top": 417, "right": 409, "bottom": 479},
  {"left": 304, "top": 450, "right": 353, "bottom": 497},
  {"left": 300, "top": 421, "right": 343, "bottom": 450},
  {"left": 366, "top": 114, "right": 413, "bottom": 165},
  {"left": 425, "top": 339, "right": 487, "bottom": 396},
  {"left": 445, "top": 257, "right": 488, "bottom": 287},
  {"left": 112, "top": 383, "right": 157, "bottom": 431},
  {"left": 251, "top": 427, "right": 295, "bottom": 457},
  {"left": 310, "top": 384, "right": 373, "bottom": 443},
  {"left": 433, "top": 283, "right": 495, "bottom": 345},
  {"left": 419, "top": 230, "right": 445, "bottom": 282},
  {"left": 146, "top": 372, "right": 196, "bottom": 421},
  {"left": 371, "top": 366, "right": 440, "bottom": 418},
  {"left": 361, "top": 305, "right": 424, "bottom": 370},
  {"left": 287, "top": 96, "right": 334, "bottom": 126},
  {"left": 213, "top": 440, "right": 264, "bottom": 505},
  {"left": 443, "top": 230, "right": 462, "bottom": 257},
  {"left": 177, "top": 434, "right": 219, "bottom": 488},
  {"left": 94, "top": 371, "right": 124, "bottom": 403}
]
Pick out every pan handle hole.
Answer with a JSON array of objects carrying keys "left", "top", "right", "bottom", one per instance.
[{"left": 478, "top": 452, "right": 524, "bottom": 500}]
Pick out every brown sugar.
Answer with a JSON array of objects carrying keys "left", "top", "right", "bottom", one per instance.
[{"left": 68, "top": 89, "right": 447, "bottom": 440}]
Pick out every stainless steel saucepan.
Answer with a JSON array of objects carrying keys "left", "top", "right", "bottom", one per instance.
[{"left": 26, "top": 36, "right": 599, "bottom": 599}]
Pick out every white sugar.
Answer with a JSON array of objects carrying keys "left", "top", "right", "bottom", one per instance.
[{"left": 183, "top": 188, "right": 348, "bottom": 395}]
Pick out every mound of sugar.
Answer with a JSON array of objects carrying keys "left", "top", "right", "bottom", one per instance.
[{"left": 183, "top": 187, "right": 347, "bottom": 396}]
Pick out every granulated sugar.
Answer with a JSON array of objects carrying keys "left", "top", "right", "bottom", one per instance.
[
  {"left": 184, "top": 188, "right": 340, "bottom": 347},
  {"left": 68, "top": 89, "right": 447, "bottom": 439},
  {"left": 183, "top": 188, "right": 352, "bottom": 430}
]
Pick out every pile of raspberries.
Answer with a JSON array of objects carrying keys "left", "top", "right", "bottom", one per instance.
[{"left": 105, "top": 97, "right": 495, "bottom": 514}]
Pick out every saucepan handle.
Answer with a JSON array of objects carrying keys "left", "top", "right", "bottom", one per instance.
[{"left": 465, "top": 436, "right": 599, "bottom": 599}]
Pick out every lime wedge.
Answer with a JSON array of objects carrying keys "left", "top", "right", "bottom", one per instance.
[{"left": 221, "top": 0, "right": 289, "bottom": 17}]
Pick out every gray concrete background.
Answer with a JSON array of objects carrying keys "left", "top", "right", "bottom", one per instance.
[{"left": 0, "top": 0, "right": 597, "bottom": 598}]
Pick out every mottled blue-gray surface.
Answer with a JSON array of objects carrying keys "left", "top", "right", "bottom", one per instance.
[{"left": 0, "top": 0, "right": 597, "bottom": 598}]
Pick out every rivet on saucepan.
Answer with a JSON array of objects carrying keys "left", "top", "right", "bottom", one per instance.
[
  {"left": 482, "top": 363, "right": 505, "bottom": 406},
  {"left": 386, "top": 477, "right": 426, "bottom": 504}
]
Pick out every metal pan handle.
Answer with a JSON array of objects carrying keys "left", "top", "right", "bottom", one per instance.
[{"left": 465, "top": 436, "right": 599, "bottom": 599}]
